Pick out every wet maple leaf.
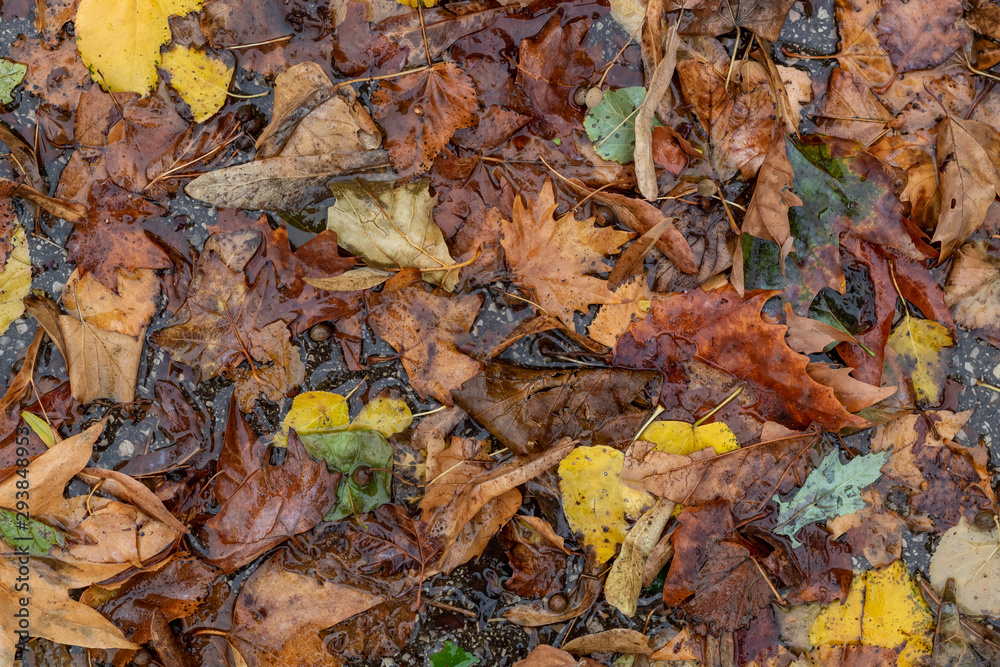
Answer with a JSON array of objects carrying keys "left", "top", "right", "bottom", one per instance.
[
  {"left": 613, "top": 286, "right": 867, "bottom": 431},
  {"left": 662, "top": 501, "right": 775, "bottom": 632},
  {"left": 500, "top": 179, "right": 631, "bottom": 329},
  {"left": 367, "top": 269, "right": 483, "bottom": 405},
  {"left": 371, "top": 61, "right": 478, "bottom": 175},
  {"left": 201, "top": 396, "right": 340, "bottom": 573},
  {"left": 828, "top": 0, "right": 893, "bottom": 87},
  {"left": 66, "top": 181, "right": 171, "bottom": 291},
  {"left": 680, "top": 0, "right": 796, "bottom": 41}
]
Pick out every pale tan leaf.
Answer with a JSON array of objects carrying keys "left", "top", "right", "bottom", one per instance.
[
  {"left": 62, "top": 268, "right": 159, "bottom": 337},
  {"left": 305, "top": 266, "right": 394, "bottom": 291},
  {"left": 59, "top": 314, "right": 143, "bottom": 404}
]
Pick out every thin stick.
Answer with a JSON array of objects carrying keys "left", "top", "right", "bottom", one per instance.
[
  {"left": 424, "top": 599, "right": 477, "bottom": 618},
  {"left": 751, "top": 555, "right": 786, "bottom": 604},
  {"left": 228, "top": 35, "right": 293, "bottom": 50},
  {"left": 417, "top": 3, "right": 432, "bottom": 67}
]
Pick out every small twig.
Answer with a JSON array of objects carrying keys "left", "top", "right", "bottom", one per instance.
[
  {"left": 228, "top": 34, "right": 293, "bottom": 50},
  {"left": 424, "top": 599, "right": 477, "bottom": 618}
]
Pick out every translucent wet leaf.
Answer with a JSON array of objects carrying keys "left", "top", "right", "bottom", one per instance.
[
  {"left": 159, "top": 44, "right": 234, "bottom": 123},
  {"left": 886, "top": 314, "right": 955, "bottom": 405},
  {"left": 298, "top": 429, "right": 394, "bottom": 521},
  {"left": 583, "top": 87, "right": 652, "bottom": 164}
]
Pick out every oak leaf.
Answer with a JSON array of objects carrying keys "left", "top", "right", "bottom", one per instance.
[
  {"left": 500, "top": 180, "right": 631, "bottom": 329},
  {"left": 367, "top": 269, "right": 483, "bottom": 405},
  {"left": 371, "top": 61, "right": 477, "bottom": 174}
]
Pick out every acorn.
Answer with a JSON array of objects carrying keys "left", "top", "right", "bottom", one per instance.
[
  {"left": 309, "top": 322, "right": 333, "bottom": 342},
  {"left": 547, "top": 593, "right": 569, "bottom": 613},
  {"left": 973, "top": 509, "right": 997, "bottom": 531},
  {"left": 353, "top": 465, "right": 375, "bottom": 487}
]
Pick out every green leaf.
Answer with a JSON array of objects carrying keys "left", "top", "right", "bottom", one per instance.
[
  {"left": 0, "top": 508, "right": 66, "bottom": 556},
  {"left": 773, "top": 449, "right": 889, "bottom": 547},
  {"left": 299, "top": 430, "right": 393, "bottom": 521},
  {"left": 584, "top": 87, "right": 655, "bottom": 164},
  {"left": 0, "top": 58, "right": 27, "bottom": 105},
  {"left": 430, "top": 641, "right": 480, "bottom": 667},
  {"left": 21, "top": 412, "right": 56, "bottom": 448}
]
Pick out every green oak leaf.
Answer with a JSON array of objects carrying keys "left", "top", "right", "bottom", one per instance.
[{"left": 773, "top": 448, "right": 889, "bottom": 547}]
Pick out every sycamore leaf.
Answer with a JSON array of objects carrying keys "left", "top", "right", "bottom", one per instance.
[
  {"left": 299, "top": 430, "right": 394, "bottom": 521},
  {"left": 930, "top": 115, "right": 1000, "bottom": 259},
  {"left": 430, "top": 641, "right": 480, "bottom": 667},
  {"left": 886, "top": 314, "right": 955, "bottom": 405},
  {"left": 773, "top": 449, "right": 889, "bottom": 547},
  {"left": 945, "top": 241, "right": 1000, "bottom": 348},
  {"left": 558, "top": 445, "right": 654, "bottom": 563},
  {"left": 929, "top": 517, "right": 1000, "bottom": 617},
  {"left": 0, "top": 225, "right": 30, "bottom": 337},
  {"left": 500, "top": 179, "right": 631, "bottom": 329},
  {"left": 59, "top": 315, "right": 143, "bottom": 404},
  {"left": 639, "top": 420, "right": 740, "bottom": 457},
  {"left": 160, "top": 44, "right": 234, "bottom": 123},
  {"left": 327, "top": 179, "right": 458, "bottom": 290},
  {"left": 810, "top": 560, "right": 934, "bottom": 667},
  {"left": 0, "top": 58, "right": 27, "bottom": 104},
  {"left": 681, "top": 0, "right": 797, "bottom": 42},
  {"left": 74, "top": 0, "right": 203, "bottom": 94},
  {"left": 230, "top": 320, "right": 305, "bottom": 412},
  {"left": 584, "top": 87, "right": 653, "bottom": 164}
]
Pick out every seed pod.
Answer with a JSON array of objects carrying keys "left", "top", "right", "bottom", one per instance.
[
  {"left": 585, "top": 87, "right": 603, "bottom": 109},
  {"left": 547, "top": 593, "right": 569, "bottom": 613}
]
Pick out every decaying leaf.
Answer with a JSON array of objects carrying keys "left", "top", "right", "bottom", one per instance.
[
  {"left": 886, "top": 313, "right": 955, "bottom": 405},
  {"left": 0, "top": 226, "right": 31, "bottom": 337},
  {"left": 944, "top": 241, "right": 1000, "bottom": 348},
  {"left": 160, "top": 44, "right": 234, "bottom": 123}
]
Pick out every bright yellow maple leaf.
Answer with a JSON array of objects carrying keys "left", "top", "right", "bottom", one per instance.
[
  {"left": 810, "top": 560, "right": 933, "bottom": 667},
  {"left": 640, "top": 421, "right": 740, "bottom": 456},
  {"left": 160, "top": 45, "right": 234, "bottom": 123},
  {"left": 558, "top": 445, "right": 653, "bottom": 563},
  {"left": 75, "top": 0, "right": 204, "bottom": 94}
]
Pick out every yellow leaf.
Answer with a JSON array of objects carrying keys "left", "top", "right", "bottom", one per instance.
[
  {"left": 558, "top": 445, "right": 653, "bottom": 564},
  {"left": 397, "top": 0, "right": 438, "bottom": 6},
  {"left": 274, "top": 391, "right": 412, "bottom": 446},
  {"left": 349, "top": 397, "right": 412, "bottom": 437},
  {"left": 887, "top": 316, "right": 954, "bottom": 404},
  {"left": 21, "top": 412, "right": 56, "bottom": 448},
  {"left": 639, "top": 420, "right": 740, "bottom": 456},
  {"left": 74, "top": 0, "right": 203, "bottom": 94},
  {"left": 0, "top": 226, "right": 31, "bottom": 336},
  {"left": 810, "top": 560, "right": 933, "bottom": 667},
  {"left": 160, "top": 45, "right": 233, "bottom": 123},
  {"left": 274, "top": 391, "right": 349, "bottom": 448}
]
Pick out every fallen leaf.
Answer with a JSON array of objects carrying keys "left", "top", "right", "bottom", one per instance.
[
  {"left": 816, "top": 68, "right": 893, "bottom": 146},
  {"left": 876, "top": 0, "right": 970, "bottom": 90},
  {"left": 739, "top": 131, "right": 803, "bottom": 277},
  {"left": 254, "top": 62, "right": 337, "bottom": 157},
  {"left": 587, "top": 277, "right": 652, "bottom": 348},
  {"left": 61, "top": 269, "right": 158, "bottom": 338},
  {"left": 8, "top": 36, "right": 92, "bottom": 109},
  {"left": 773, "top": 448, "right": 889, "bottom": 547},
  {"left": 0, "top": 225, "right": 30, "bottom": 337},
  {"left": 562, "top": 628, "right": 652, "bottom": 655},
  {"left": 805, "top": 363, "right": 896, "bottom": 412},
  {"left": 623, "top": 429, "right": 821, "bottom": 520},
  {"left": 810, "top": 560, "right": 934, "bottom": 667},
  {"left": 327, "top": 179, "right": 459, "bottom": 290},
  {"left": 452, "top": 363, "right": 660, "bottom": 456},
  {"left": 430, "top": 641, "right": 479, "bottom": 667},
  {"left": 299, "top": 429, "right": 393, "bottom": 521},
  {"left": 74, "top": 0, "right": 202, "bottom": 94},
  {"left": 944, "top": 241, "right": 1000, "bottom": 348},
  {"left": 826, "top": 0, "right": 893, "bottom": 87},
  {"left": 371, "top": 61, "right": 477, "bottom": 175},
  {"left": 827, "top": 488, "right": 906, "bottom": 567},
  {"left": 200, "top": 396, "right": 340, "bottom": 572},
  {"left": 500, "top": 515, "right": 568, "bottom": 598},
  {"left": 228, "top": 550, "right": 383, "bottom": 667},
  {"left": 500, "top": 179, "right": 631, "bottom": 329},
  {"left": 612, "top": 286, "right": 867, "bottom": 431},
  {"left": 928, "top": 516, "right": 1000, "bottom": 617},
  {"left": 662, "top": 501, "right": 775, "bottom": 632},
  {"left": 680, "top": 0, "right": 797, "bottom": 41},
  {"left": 605, "top": 498, "right": 674, "bottom": 616},
  {"left": 639, "top": 419, "right": 740, "bottom": 456},
  {"left": 584, "top": 86, "right": 652, "bottom": 164},
  {"left": 558, "top": 445, "right": 654, "bottom": 563},
  {"left": 159, "top": 44, "right": 234, "bottom": 123},
  {"left": 886, "top": 314, "right": 955, "bottom": 405},
  {"left": 230, "top": 320, "right": 305, "bottom": 412},
  {"left": 930, "top": 114, "right": 1000, "bottom": 259},
  {"left": 58, "top": 314, "right": 143, "bottom": 404},
  {"left": 0, "top": 59, "right": 27, "bottom": 105},
  {"left": 512, "top": 645, "right": 602, "bottom": 666}
]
